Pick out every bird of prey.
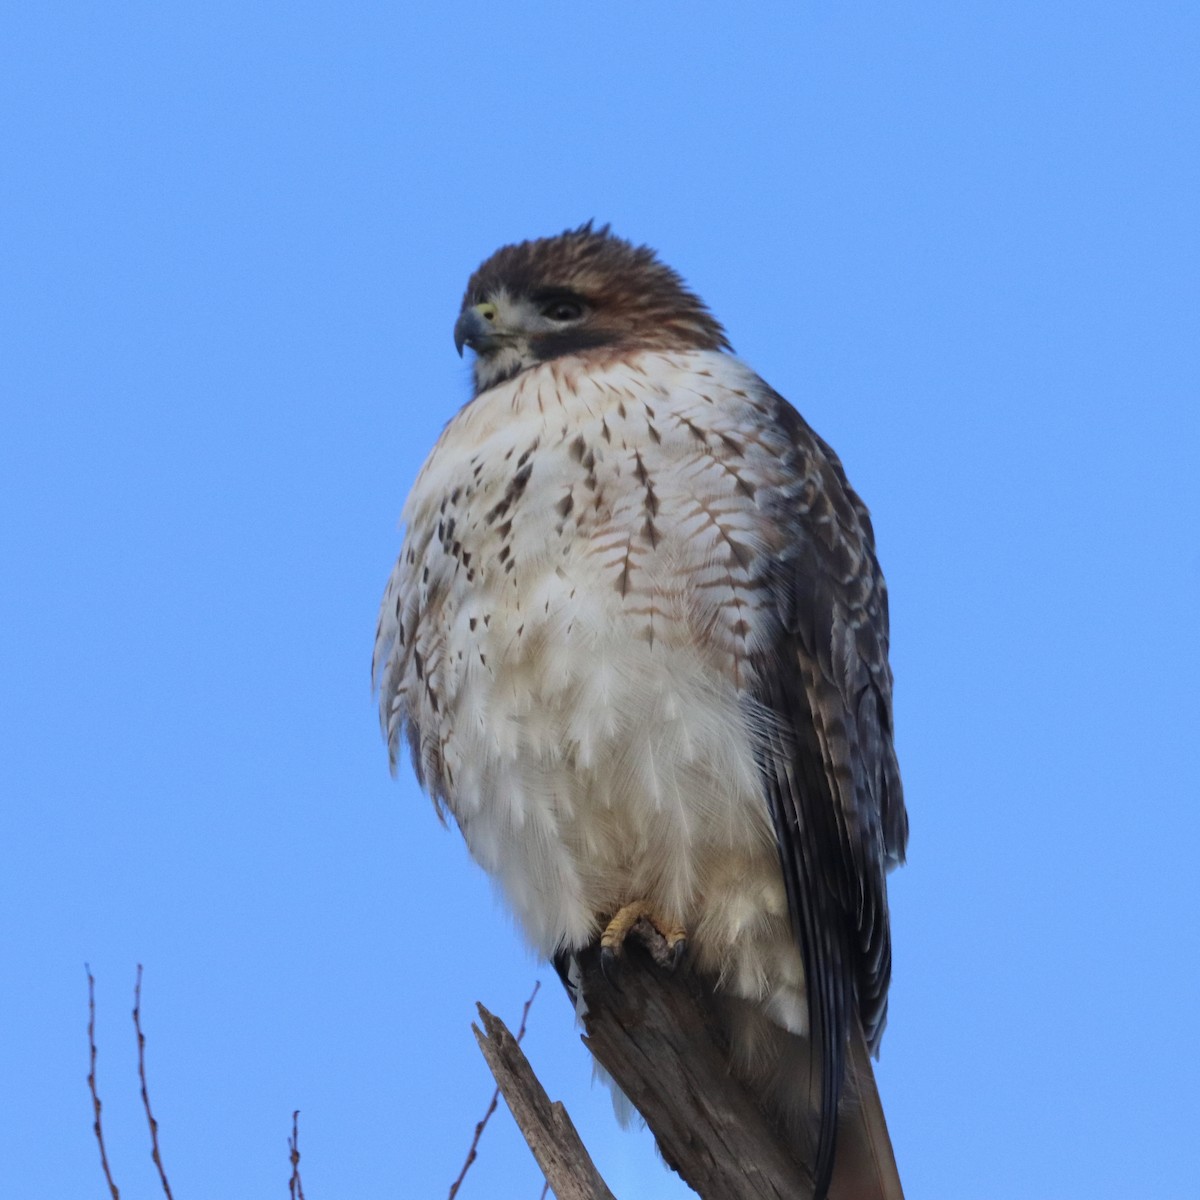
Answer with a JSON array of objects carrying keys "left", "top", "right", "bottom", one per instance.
[{"left": 374, "top": 224, "right": 908, "bottom": 1197}]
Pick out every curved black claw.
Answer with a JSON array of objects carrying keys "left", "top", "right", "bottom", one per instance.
[
  {"left": 600, "top": 944, "right": 620, "bottom": 985},
  {"left": 669, "top": 937, "right": 689, "bottom": 973}
]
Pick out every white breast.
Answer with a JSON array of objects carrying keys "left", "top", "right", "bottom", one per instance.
[{"left": 375, "top": 349, "right": 809, "bottom": 1035}]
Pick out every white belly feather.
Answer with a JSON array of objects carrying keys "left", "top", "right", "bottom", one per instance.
[{"left": 375, "top": 349, "right": 809, "bottom": 1035}]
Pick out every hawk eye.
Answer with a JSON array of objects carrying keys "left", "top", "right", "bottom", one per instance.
[{"left": 542, "top": 298, "right": 585, "bottom": 322}]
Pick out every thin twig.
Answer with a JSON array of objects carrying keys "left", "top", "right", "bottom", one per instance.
[
  {"left": 133, "top": 965, "right": 174, "bottom": 1200},
  {"left": 86, "top": 966, "right": 121, "bottom": 1200},
  {"left": 539, "top": 1181, "right": 551, "bottom": 1199},
  {"left": 289, "top": 1110, "right": 307, "bottom": 1200},
  {"left": 447, "top": 979, "right": 541, "bottom": 1200}
]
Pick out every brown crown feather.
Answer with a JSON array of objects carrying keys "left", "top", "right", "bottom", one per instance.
[{"left": 461, "top": 222, "right": 732, "bottom": 356}]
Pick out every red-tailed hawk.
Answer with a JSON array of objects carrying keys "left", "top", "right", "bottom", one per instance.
[{"left": 374, "top": 224, "right": 908, "bottom": 1197}]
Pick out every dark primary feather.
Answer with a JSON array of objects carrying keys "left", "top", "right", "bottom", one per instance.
[{"left": 750, "top": 389, "right": 907, "bottom": 1198}]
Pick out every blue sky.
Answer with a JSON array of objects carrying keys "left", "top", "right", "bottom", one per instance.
[{"left": 2, "top": 3, "right": 1198, "bottom": 1197}]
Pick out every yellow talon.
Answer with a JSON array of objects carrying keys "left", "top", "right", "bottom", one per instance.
[{"left": 600, "top": 900, "right": 687, "bottom": 962}]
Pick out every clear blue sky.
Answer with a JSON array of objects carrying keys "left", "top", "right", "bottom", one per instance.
[{"left": 2, "top": 3, "right": 1197, "bottom": 1197}]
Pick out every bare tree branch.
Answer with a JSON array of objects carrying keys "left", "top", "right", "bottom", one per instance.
[
  {"left": 473, "top": 1004, "right": 616, "bottom": 1200},
  {"left": 449, "top": 979, "right": 542, "bottom": 1199},
  {"left": 288, "top": 1110, "right": 307, "bottom": 1200},
  {"left": 575, "top": 930, "right": 815, "bottom": 1200},
  {"left": 469, "top": 932, "right": 813, "bottom": 1200},
  {"left": 132, "top": 965, "right": 174, "bottom": 1200},
  {"left": 86, "top": 966, "right": 121, "bottom": 1200}
]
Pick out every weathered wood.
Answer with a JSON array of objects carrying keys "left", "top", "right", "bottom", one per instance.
[
  {"left": 475, "top": 923, "right": 904, "bottom": 1199},
  {"left": 472, "top": 1004, "right": 617, "bottom": 1200},
  {"left": 576, "top": 926, "right": 816, "bottom": 1200}
]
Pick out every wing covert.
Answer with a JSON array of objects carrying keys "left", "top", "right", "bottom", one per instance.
[{"left": 749, "top": 388, "right": 907, "bottom": 1195}]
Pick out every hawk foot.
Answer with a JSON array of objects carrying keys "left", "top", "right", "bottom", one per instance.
[{"left": 599, "top": 900, "right": 688, "bottom": 979}]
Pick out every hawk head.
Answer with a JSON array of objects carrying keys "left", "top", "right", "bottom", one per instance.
[{"left": 454, "top": 222, "right": 731, "bottom": 393}]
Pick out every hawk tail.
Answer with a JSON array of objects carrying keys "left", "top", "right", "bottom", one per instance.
[{"left": 825, "top": 1022, "right": 905, "bottom": 1199}]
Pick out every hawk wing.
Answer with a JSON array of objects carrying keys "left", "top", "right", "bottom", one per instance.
[{"left": 751, "top": 389, "right": 907, "bottom": 1196}]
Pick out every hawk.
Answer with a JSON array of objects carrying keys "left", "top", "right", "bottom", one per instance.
[{"left": 374, "top": 224, "right": 908, "bottom": 1197}]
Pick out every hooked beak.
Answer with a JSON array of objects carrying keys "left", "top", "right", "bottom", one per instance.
[{"left": 454, "top": 302, "right": 500, "bottom": 357}]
